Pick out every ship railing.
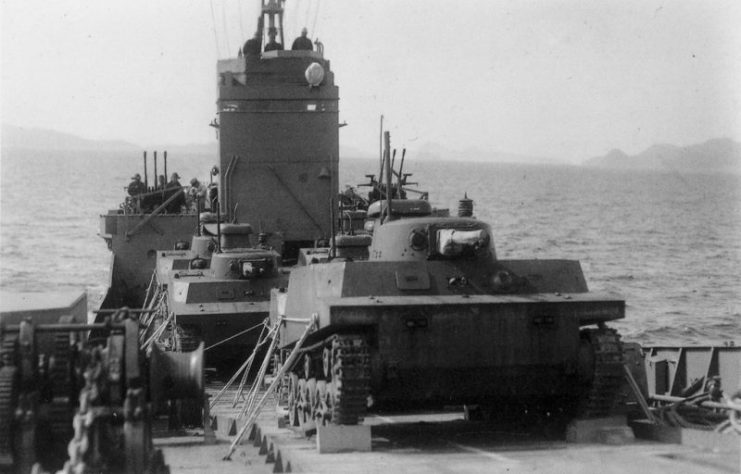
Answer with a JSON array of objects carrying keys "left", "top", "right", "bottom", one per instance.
[{"left": 628, "top": 344, "right": 741, "bottom": 434}]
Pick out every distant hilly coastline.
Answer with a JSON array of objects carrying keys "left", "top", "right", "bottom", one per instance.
[
  {"left": 585, "top": 138, "right": 741, "bottom": 175},
  {"left": 3, "top": 124, "right": 739, "bottom": 175},
  {"left": 2, "top": 124, "right": 140, "bottom": 153},
  {"left": 0, "top": 124, "right": 217, "bottom": 155},
  {"left": 0, "top": 124, "right": 367, "bottom": 159},
  {"left": 414, "top": 142, "right": 558, "bottom": 165},
  {"left": 1, "top": 124, "right": 560, "bottom": 165}
]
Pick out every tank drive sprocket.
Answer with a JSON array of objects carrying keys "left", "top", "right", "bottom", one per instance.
[{"left": 577, "top": 327, "right": 625, "bottom": 418}]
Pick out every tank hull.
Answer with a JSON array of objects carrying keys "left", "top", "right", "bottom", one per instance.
[
  {"left": 175, "top": 308, "right": 269, "bottom": 366},
  {"left": 278, "top": 293, "right": 623, "bottom": 406}
]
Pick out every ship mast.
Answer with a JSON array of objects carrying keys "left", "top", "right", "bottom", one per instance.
[{"left": 261, "top": 0, "right": 285, "bottom": 47}]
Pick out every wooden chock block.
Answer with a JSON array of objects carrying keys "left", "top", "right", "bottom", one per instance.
[
  {"left": 316, "top": 424, "right": 371, "bottom": 453},
  {"left": 566, "top": 415, "right": 635, "bottom": 445}
]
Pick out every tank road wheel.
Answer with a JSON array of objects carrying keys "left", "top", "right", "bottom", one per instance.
[
  {"left": 577, "top": 327, "right": 625, "bottom": 418},
  {"left": 304, "top": 378, "right": 318, "bottom": 432},
  {"left": 297, "top": 378, "right": 316, "bottom": 432},
  {"left": 296, "top": 378, "right": 307, "bottom": 427},
  {"left": 322, "top": 347, "right": 332, "bottom": 380},
  {"left": 314, "top": 381, "right": 332, "bottom": 426},
  {"left": 287, "top": 373, "right": 300, "bottom": 427},
  {"left": 303, "top": 354, "right": 313, "bottom": 380}
]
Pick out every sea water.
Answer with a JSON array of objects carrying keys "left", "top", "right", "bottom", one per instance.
[{"left": 1, "top": 149, "right": 739, "bottom": 345}]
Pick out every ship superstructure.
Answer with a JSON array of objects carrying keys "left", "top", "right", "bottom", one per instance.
[{"left": 99, "top": 0, "right": 338, "bottom": 309}]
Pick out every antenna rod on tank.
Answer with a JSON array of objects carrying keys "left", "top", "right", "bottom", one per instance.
[
  {"left": 397, "top": 148, "right": 406, "bottom": 189},
  {"left": 216, "top": 200, "right": 222, "bottom": 253},
  {"left": 378, "top": 147, "right": 386, "bottom": 198},
  {"left": 383, "top": 131, "right": 392, "bottom": 224},
  {"left": 143, "top": 151, "right": 148, "bottom": 189},
  {"left": 164, "top": 151, "right": 168, "bottom": 183},
  {"left": 154, "top": 151, "right": 158, "bottom": 189},
  {"left": 378, "top": 115, "right": 384, "bottom": 181},
  {"left": 196, "top": 196, "right": 201, "bottom": 237}
]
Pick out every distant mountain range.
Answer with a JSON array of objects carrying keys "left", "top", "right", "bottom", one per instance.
[
  {"left": 0, "top": 124, "right": 370, "bottom": 159},
  {"left": 414, "top": 142, "right": 557, "bottom": 165},
  {"left": 2, "top": 124, "right": 141, "bottom": 152},
  {"left": 585, "top": 138, "right": 741, "bottom": 175},
  {"left": 0, "top": 124, "right": 216, "bottom": 155},
  {"left": 3, "top": 124, "right": 739, "bottom": 174}
]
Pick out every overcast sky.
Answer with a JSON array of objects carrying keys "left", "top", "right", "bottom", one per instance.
[{"left": 2, "top": 0, "right": 740, "bottom": 162}]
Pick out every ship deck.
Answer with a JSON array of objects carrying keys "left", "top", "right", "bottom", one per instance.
[{"left": 153, "top": 383, "right": 741, "bottom": 474}]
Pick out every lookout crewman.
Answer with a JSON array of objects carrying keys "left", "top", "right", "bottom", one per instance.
[
  {"left": 243, "top": 31, "right": 262, "bottom": 57},
  {"left": 166, "top": 173, "right": 182, "bottom": 189},
  {"left": 291, "top": 28, "right": 313, "bottom": 51},
  {"left": 264, "top": 27, "right": 283, "bottom": 52},
  {"left": 164, "top": 173, "right": 186, "bottom": 213},
  {"left": 188, "top": 178, "right": 207, "bottom": 211},
  {"left": 127, "top": 173, "right": 146, "bottom": 196}
]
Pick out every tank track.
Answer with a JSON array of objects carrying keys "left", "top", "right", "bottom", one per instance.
[
  {"left": 0, "top": 367, "right": 18, "bottom": 467},
  {"left": 578, "top": 327, "right": 625, "bottom": 418},
  {"left": 328, "top": 334, "right": 371, "bottom": 425},
  {"left": 176, "top": 324, "right": 202, "bottom": 353},
  {"left": 288, "top": 334, "right": 370, "bottom": 430},
  {"left": 0, "top": 334, "right": 17, "bottom": 367}
]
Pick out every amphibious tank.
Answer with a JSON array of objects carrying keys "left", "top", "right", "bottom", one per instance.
[
  {"left": 272, "top": 164, "right": 626, "bottom": 428},
  {"left": 144, "top": 218, "right": 288, "bottom": 370}
]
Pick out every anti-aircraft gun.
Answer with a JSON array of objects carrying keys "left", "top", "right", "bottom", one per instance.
[
  {"left": 270, "top": 133, "right": 626, "bottom": 432},
  {"left": 0, "top": 307, "right": 203, "bottom": 474}
]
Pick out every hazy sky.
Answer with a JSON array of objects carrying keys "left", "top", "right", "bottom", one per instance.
[{"left": 2, "top": 0, "right": 740, "bottom": 162}]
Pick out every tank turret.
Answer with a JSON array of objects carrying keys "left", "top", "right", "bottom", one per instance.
[
  {"left": 149, "top": 217, "right": 287, "bottom": 370},
  {"left": 367, "top": 216, "right": 493, "bottom": 262},
  {"left": 210, "top": 248, "right": 279, "bottom": 280}
]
